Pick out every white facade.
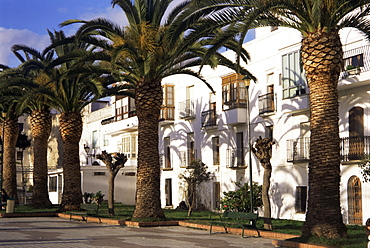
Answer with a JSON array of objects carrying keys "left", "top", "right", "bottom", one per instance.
[{"left": 74, "top": 26, "right": 370, "bottom": 225}]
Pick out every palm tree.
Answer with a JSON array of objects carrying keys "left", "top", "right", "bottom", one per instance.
[
  {"left": 0, "top": 66, "right": 28, "bottom": 203},
  {"left": 9, "top": 42, "right": 57, "bottom": 208},
  {"left": 60, "top": 0, "right": 251, "bottom": 218},
  {"left": 44, "top": 30, "right": 126, "bottom": 211},
  {"left": 184, "top": 0, "right": 370, "bottom": 238}
]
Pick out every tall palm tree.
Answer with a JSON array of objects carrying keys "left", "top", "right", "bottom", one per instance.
[
  {"left": 43, "top": 30, "right": 126, "bottom": 211},
  {"left": 184, "top": 0, "right": 370, "bottom": 238},
  {"left": 9, "top": 42, "right": 57, "bottom": 208},
  {"left": 0, "top": 66, "right": 28, "bottom": 203},
  {"left": 60, "top": 0, "right": 251, "bottom": 218}
]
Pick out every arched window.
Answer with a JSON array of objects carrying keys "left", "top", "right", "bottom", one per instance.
[{"left": 347, "top": 176, "right": 362, "bottom": 225}]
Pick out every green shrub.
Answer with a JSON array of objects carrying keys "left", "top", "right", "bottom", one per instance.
[{"left": 220, "top": 181, "right": 262, "bottom": 212}]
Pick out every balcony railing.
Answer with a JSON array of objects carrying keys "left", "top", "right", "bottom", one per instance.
[
  {"left": 160, "top": 106, "right": 175, "bottom": 121},
  {"left": 179, "top": 100, "right": 195, "bottom": 119},
  {"left": 201, "top": 109, "right": 217, "bottom": 128},
  {"left": 287, "top": 136, "right": 370, "bottom": 162},
  {"left": 226, "top": 148, "right": 244, "bottom": 168},
  {"left": 258, "top": 93, "right": 275, "bottom": 115},
  {"left": 287, "top": 138, "right": 310, "bottom": 162},
  {"left": 340, "top": 136, "right": 370, "bottom": 161},
  {"left": 179, "top": 149, "right": 197, "bottom": 168}
]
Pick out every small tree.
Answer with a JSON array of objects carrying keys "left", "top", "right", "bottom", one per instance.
[
  {"left": 179, "top": 160, "right": 211, "bottom": 216},
  {"left": 97, "top": 151, "right": 127, "bottom": 216},
  {"left": 252, "top": 136, "right": 275, "bottom": 230},
  {"left": 220, "top": 181, "right": 262, "bottom": 212}
]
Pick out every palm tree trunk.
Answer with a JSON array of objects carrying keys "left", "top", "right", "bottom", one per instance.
[
  {"left": 2, "top": 118, "right": 19, "bottom": 203},
  {"left": 132, "top": 80, "right": 165, "bottom": 219},
  {"left": 301, "top": 31, "right": 347, "bottom": 238},
  {"left": 59, "top": 112, "right": 83, "bottom": 211},
  {"left": 30, "top": 110, "right": 52, "bottom": 208}
]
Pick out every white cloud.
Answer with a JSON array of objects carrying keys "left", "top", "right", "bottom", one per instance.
[
  {"left": 79, "top": 7, "right": 128, "bottom": 26},
  {"left": 0, "top": 28, "right": 49, "bottom": 67}
]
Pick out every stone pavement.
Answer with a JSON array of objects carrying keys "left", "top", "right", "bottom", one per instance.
[{"left": 0, "top": 217, "right": 276, "bottom": 248}]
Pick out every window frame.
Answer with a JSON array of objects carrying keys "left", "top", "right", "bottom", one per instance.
[{"left": 282, "top": 50, "right": 308, "bottom": 99}]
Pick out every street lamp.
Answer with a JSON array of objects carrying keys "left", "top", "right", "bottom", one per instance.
[
  {"left": 243, "top": 75, "right": 254, "bottom": 213},
  {"left": 84, "top": 144, "right": 94, "bottom": 165}
]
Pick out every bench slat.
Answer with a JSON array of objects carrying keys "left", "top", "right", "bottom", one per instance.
[
  {"left": 210, "top": 211, "right": 259, "bottom": 238},
  {"left": 70, "top": 204, "right": 99, "bottom": 222}
]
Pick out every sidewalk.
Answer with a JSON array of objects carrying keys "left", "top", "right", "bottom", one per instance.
[{"left": 0, "top": 217, "right": 276, "bottom": 248}]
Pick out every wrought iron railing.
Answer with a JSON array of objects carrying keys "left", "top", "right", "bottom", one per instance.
[
  {"left": 287, "top": 138, "right": 310, "bottom": 162},
  {"left": 287, "top": 136, "right": 370, "bottom": 162},
  {"left": 226, "top": 148, "right": 244, "bottom": 167},
  {"left": 258, "top": 93, "right": 275, "bottom": 115},
  {"left": 340, "top": 136, "right": 370, "bottom": 161},
  {"left": 160, "top": 106, "right": 175, "bottom": 121},
  {"left": 201, "top": 109, "right": 217, "bottom": 127},
  {"left": 179, "top": 100, "right": 195, "bottom": 119}
]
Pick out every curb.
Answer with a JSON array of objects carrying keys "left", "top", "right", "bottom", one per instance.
[
  {"left": 0, "top": 212, "right": 58, "bottom": 218},
  {"left": 271, "top": 240, "right": 333, "bottom": 248},
  {"left": 2, "top": 212, "right": 331, "bottom": 248}
]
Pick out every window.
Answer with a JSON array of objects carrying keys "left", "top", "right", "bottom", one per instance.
[
  {"left": 94, "top": 172, "right": 106, "bottom": 176},
  {"left": 349, "top": 107, "right": 364, "bottom": 160},
  {"left": 348, "top": 176, "right": 363, "bottom": 225},
  {"left": 92, "top": 130, "right": 98, "bottom": 148},
  {"left": 212, "top": 136, "right": 220, "bottom": 165},
  {"left": 115, "top": 96, "right": 136, "bottom": 121},
  {"left": 295, "top": 186, "right": 307, "bottom": 213},
  {"left": 16, "top": 151, "right": 22, "bottom": 161},
  {"left": 266, "top": 125, "right": 273, "bottom": 141},
  {"left": 213, "top": 182, "right": 220, "bottom": 210},
  {"left": 222, "top": 73, "right": 247, "bottom": 110},
  {"left": 122, "top": 133, "right": 138, "bottom": 158},
  {"left": 161, "top": 85, "right": 175, "bottom": 120},
  {"left": 164, "top": 137, "right": 171, "bottom": 169},
  {"left": 103, "top": 135, "right": 109, "bottom": 147},
  {"left": 49, "top": 176, "right": 57, "bottom": 192},
  {"left": 165, "top": 178, "right": 173, "bottom": 206},
  {"left": 345, "top": 54, "right": 364, "bottom": 68},
  {"left": 187, "top": 133, "right": 195, "bottom": 165},
  {"left": 236, "top": 132, "right": 244, "bottom": 166},
  {"left": 282, "top": 51, "right": 307, "bottom": 99}
]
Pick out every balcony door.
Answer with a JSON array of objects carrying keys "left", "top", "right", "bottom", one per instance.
[{"left": 349, "top": 107, "right": 364, "bottom": 160}]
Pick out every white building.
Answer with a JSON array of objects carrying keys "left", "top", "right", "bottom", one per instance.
[{"left": 48, "top": 26, "right": 370, "bottom": 225}]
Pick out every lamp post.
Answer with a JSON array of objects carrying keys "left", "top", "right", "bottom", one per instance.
[
  {"left": 243, "top": 75, "right": 253, "bottom": 213},
  {"left": 84, "top": 145, "right": 94, "bottom": 165}
]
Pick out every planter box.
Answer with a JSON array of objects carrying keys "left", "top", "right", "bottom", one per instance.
[{"left": 346, "top": 67, "right": 361, "bottom": 75}]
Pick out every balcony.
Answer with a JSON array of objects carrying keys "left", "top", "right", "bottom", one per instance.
[
  {"left": 340, "top": 136, "right": 370, "bottom": 162},
  {"left": 160, "top": 106, "right": 175, "bottom": 125},
  {"left": 179, "top": 150, "right": 197, "bottom": 168},
  {"left": 287, "top": 136, "right": 370, "bottom": 163},
  {"left": 179, "top": 100, "right": 195, "bottom": 119},
  {"left": 201, "top": 109, "right": 217, "bottom": 128},
  {"left": 226, "top": 148, "right": 245, "bottom": 168},
  {"left": 258, "top": 93, "right": 275, "bottom": 115},
  {"left": 340, "top": 45, "right": 370, "bottom": 79},
  {"left": 287, "top": 138, "right": 310, "bottom": 162}
]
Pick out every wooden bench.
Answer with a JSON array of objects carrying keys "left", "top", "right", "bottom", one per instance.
[
  {"left": 210, "top": 211, "right": 260, "bottom": 238},
  {"left": 69, "top": 204, "right": 99, "bottom": 222}
]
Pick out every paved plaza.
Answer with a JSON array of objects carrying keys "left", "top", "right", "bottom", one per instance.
[{"left": 0, "top": 217, "right": 276, "bottom": 248}]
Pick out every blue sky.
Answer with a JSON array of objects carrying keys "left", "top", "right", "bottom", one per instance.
[
  {"left": 0, "top": 0, "right": 254, "bottom": 67},
  {"left": 0, "top": 0, "right": 137, "bottom": 66}
]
